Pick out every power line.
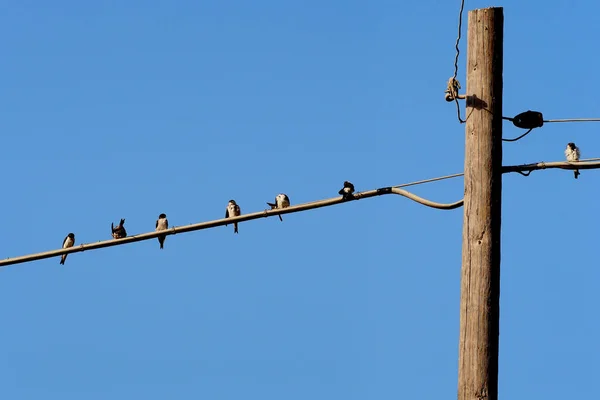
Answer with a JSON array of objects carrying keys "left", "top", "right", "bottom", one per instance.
[
  {"left": 0, "top": 185, "right": 464, "bottom": 268},
  {"left": 502, "top": 111, "right": 600, "bottom": 142},
  {"left": 4, "top": 158, "right": 599, "bottom": 269},
  {"left": 394, "top": 172, "right": 464, "bottom": 188},
  {"left": 544, "top": 118, "right": 600, "bottom": 123},
  {"left": 450, "top": 102, "right": 600, "bottom": 142}
]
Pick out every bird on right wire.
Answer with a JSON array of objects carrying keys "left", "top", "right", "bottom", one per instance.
[
  {"left": 225, "top": 200, "right": 241, "bottom": 234},
  {"left": 267, "top": 193, "right": 290, "bottom": 222},
  {"left": 60, "top": 232, "right": 75, "bottom": 265},
  {"left": 338, "top": 181, "right": 355, "bottom": 201},
  {"left": 111, "top": 218, "right": 127, "bottom": 239},
  {"left": 155, "top": 213, "right": 168, "bottom": 249},
  {"left": 565, "top": 142, "right": 581, "bottom": 179}
]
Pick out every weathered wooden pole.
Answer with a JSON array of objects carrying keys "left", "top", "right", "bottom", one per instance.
[{"left": 458, "top": 7, "right": 503, "bottom": 400}]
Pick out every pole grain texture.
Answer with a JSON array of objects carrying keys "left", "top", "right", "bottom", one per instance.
[{"left": 458, "top": 7, "right": 503, "bottom": 400}]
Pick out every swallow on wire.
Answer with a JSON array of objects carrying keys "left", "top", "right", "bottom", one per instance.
[
  {"left": 111, "top": 218, "right": 127, "bottom": 239},
  {"left": 60, "top": 233, "right": 75, "bottom": 265},
  {"left": 225, "top": 200, "right": 241, "bottom": 234},
  {"left": 266, "top": 193, "right": 290, "bottom": 222},
  {"left": 338, "top": 181, "right": 355, "bottom": 201},
  {"left": 155, "top": 213, "right": 168, "bottom": 249},
  {"left": 565, "top": 142, "right": 581, "bottom": 179}
]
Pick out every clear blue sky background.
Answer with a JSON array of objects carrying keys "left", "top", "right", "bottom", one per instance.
[{"left": 2, "top": 1, "right": 599, "bottom": 399}]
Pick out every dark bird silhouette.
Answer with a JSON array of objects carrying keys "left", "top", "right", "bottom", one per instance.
[
  {"left": 155, "top": 213, "right": 168, "bottom": 249},
  {"left": 338, "top": 181, "right": 355, "bottom": 201},
  {"left": 225, "top": 200, "right": 241, "bottom": 234},
  {"left": 111, "top": 218, "right": 127, "bottom": 239},
  {"left": 267, "top": 193, "right": 290, "bottom": 222},
  {"left": 60, "top": 233, "right": 75, "bottom": 265}
]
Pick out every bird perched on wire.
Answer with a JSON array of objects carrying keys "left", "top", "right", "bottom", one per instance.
[
  {"left": 338, "top": 181, "right": 355, "bottom": 201},
  {"left": 565, "top": 142, "right": 581, "bottom": 179},
  {"left": 60, "top": 233, "right": 75, "bottom": 265},
  {"left": 267, "top": 194, "right": 290, "bottom": 222},
  {"left": 155, "top": 213, "right": 168, "bottom": 249},
  {"left": 225, "top": 200, "right": 241, "bottom": 234},
  {"left": 111, "top": 218, "right": 127, "bottom": 239}
]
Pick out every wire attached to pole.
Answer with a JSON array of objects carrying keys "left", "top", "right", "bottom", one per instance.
[
  {"left": 445, "top": 0, "right": 466, "bottom": 124},
  {"left": 544, "top": 118, "right": 600, "bottom": 123},
  {"left": 502, "top": 128, "right": 533, "bottom": 142},
  {"left": 502, "top": 110, "right": 600, "bottom": 142}
]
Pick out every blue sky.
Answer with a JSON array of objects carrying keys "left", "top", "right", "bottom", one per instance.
[{"left": 1, "top": 1, "right": 599, "bottom": 399}]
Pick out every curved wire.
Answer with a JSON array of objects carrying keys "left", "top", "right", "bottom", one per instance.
[
  {"left": 451, "top": 0, "right": 466, "bottom": 124},
  {"left": 502, "top": 128, "right": 533, "bottom": 142},
  {"left": 452, "top": 0, "right": 465, "bottom": 81},
  {"left": 390, "top": 188, "right": 463, "bottom": 210}
]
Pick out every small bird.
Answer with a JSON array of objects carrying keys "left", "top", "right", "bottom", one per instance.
[
  {"left": 155, "top": 213, "right": 168, "bottom": 249},
  {"left": 267, "top": 193, "right": 290, "bottom": 222},
  {"left": 338, "top": 181, "right": 355, "bottom": 201},
  {"left": 60, "top": 233, "right": 75, "bottom": 265},
  {"left": 225, "top": 200, "right": 242, "bottom": 234},
  {"left": 111, "top": 218, "right": 127, "bottom": 239},
  {"left": 565, "top": 142, "right": 581, "bottom": 179}
]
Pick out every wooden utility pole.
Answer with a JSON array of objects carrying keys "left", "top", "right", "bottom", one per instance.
[{"left": 458, "top": 7, "right": 503, "bottom": 400}]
